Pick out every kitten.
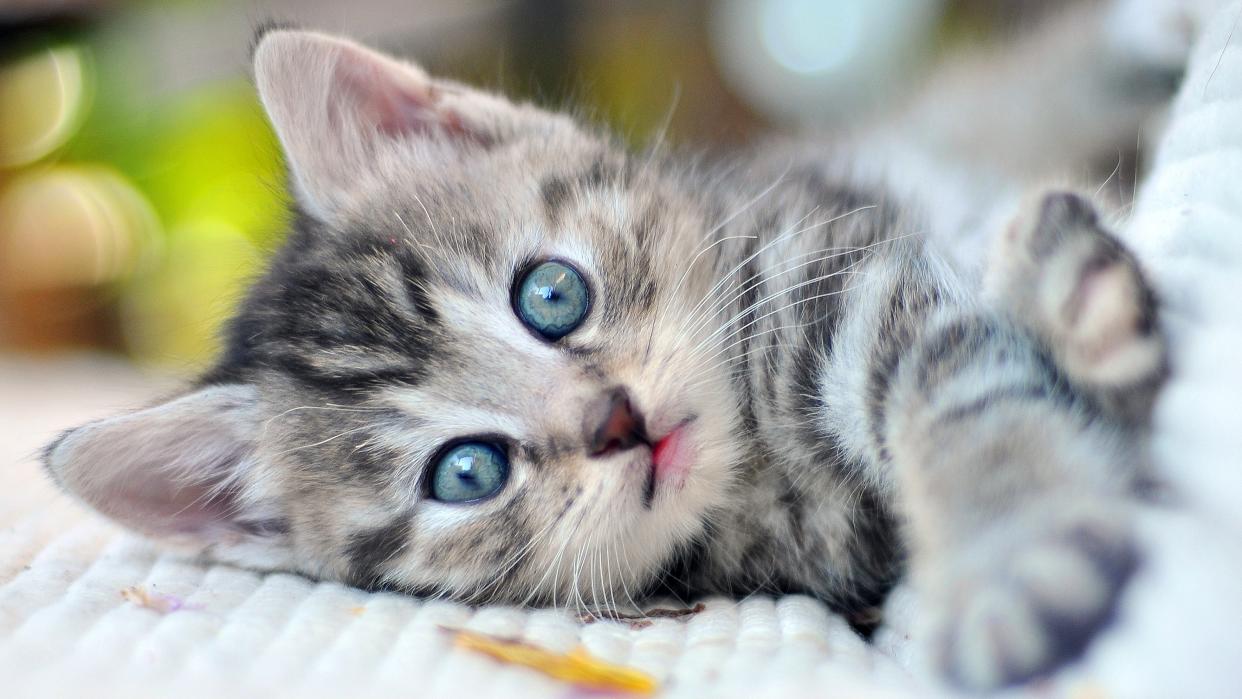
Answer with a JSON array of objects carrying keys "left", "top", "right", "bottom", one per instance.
[{"left": 42, "top": 4, "right": 1187, "bottom": 691}]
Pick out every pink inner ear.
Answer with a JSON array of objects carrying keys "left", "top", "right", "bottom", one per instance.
[
  {"left": 335, "top": 46, "right": 488, "bottom": 145},
  {"left": 100, "top": 469, "right": 240, "bottom": 539}
]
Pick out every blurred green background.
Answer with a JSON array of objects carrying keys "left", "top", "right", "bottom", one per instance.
[{"left": 0, "top": 0, "right": 1071, "bottom": 375}]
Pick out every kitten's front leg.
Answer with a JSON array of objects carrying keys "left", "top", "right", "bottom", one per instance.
[
  {"left": 875, "top": 193, "right": 1167, "bottom": 690},
  {"left": 875, "top": 306, "right": 1148, "bottom": 690}
]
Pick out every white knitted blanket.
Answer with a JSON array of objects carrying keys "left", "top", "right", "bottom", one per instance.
[{"left": 4, "top": 5, "right": 1242, "bottom": 696}]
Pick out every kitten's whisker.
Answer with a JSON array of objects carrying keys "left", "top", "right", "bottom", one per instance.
[
  {"left": 696, "top": 160, "right": 794, "bottom": 245},
  {"left": 675, "top": 237, "right": 897, "bottom": 353},
  {"left": 476, "top": 513, "right": 562, "bottom": 602},
  {"left": 564, "top": 481, "right": 606, "bottom": 614},
  {"left": 578, "top": 511, "right": 605, "bottom": 613},
  {"left": 671, "top": 206, "right": 824, "bottom": 328},
  {"left": 653, "top": 165, "right": 802, "bottom": 323},
  {"left": 614, "top": 537, "right": 642, "bottom": 614},
  {"left": 683, "top": 283, "right": 871, "bottom": 385},
  {"left": 1095, "top": 149, "right": 1124, "bottom": 198},
  {"left": 530, "top": 496, "right": 594, "bottom": 609},
  {"left": 685, "top": 259, "right": 871, "bottom": 359},
  {"left": 672, "top": 205, "right": 884, "bottom": 351},
  {"left": 687, "top": 202, "right": 881, "bottom": 325}
]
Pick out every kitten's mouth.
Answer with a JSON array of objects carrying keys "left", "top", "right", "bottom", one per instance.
[{"left": 641, "top": 419, "right": 696, "bottom": 508}]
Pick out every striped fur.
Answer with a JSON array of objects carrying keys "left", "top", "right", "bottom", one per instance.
[{"left": 41, "top": 5, "right": 1194, "bottom": 690}]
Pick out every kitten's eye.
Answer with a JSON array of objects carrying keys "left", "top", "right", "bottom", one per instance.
[
  {"left": 431, "top": 442, "right": 509, "bottom": 503},
  {"left": 515, "top": 260, "right": 590, "bottom": 340}
]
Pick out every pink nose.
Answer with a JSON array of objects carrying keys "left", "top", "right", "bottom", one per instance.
[{"left": 584, "top": 386, "right": 647, "bottom": 457}]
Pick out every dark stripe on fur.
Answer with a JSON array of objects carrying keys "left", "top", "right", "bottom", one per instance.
[
  {"left": 935, "top": 383, "right": 1052, "bottom": 425},
  {"left": 865, "top": 274, "right": 943, "bottom": 462},
  {"left": 346, "top": 515, "right": 413, "bottom": 589}
]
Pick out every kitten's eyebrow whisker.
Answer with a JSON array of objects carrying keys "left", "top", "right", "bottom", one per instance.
[
  {"left": 409, "top": 193, "right": 440, "bottom": 238},
  {"left": 270, "top": 425, "right": 373, "bottom": 456},
  {"left": 393, "top": 210, "right": 442, "bottom": 254},
  {"left": 260, "top": 404, "right": 384, "bottom": 438},
  {"left": 636, "top": 81, "right": 682, "bottom": 182},
  {"left": 659, "top": 234, "right": 759, "bottom": 319},
  {"left": 700, "top": 207, "right": 894, "bottom": 330},
  {"left": 650, "top": 242, "right": 871, "bottom": 388}
]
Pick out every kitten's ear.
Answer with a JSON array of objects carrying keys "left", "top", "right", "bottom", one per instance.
[
  {"left": 42, "top": 384, "right": 289, "bottom": 562},
  {"left": 253, "top": 29, "right": 554, "bottom": 219}
]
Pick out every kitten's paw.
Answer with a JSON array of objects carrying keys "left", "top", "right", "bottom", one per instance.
[
  {"left": 926, "top": 512, "right": 1140, "bottom": 692},
  {"left": 989, "top": 192, "right": 1166, "bottom": 397}
]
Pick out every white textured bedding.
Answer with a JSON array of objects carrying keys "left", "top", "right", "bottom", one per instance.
[{"left": 3, "top": 4, "right": 1242, "bottom": 697}]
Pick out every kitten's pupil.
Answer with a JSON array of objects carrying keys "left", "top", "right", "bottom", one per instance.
[{"left": 454, "top": 459, "right": 486, "bottom": 490}]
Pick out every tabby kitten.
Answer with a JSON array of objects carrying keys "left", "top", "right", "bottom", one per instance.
[{"left": 43, "top": 6, "right": 1181, "bottom": 691}]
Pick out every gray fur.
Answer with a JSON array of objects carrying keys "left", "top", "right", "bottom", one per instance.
[{"left": 42, "top": 5, "right": 1189, "bottom": 691}]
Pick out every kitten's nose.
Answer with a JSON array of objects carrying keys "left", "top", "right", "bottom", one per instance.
[{"left": 584, "top": 386, "right": 647, "bottom": 458}]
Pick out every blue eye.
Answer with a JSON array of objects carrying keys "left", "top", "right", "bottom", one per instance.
[
  {"left": 515, "top": 260, "right": 590, "bottom": 340},
  {"left": 431, "top": 442, "right": 509, "bottom": 503}
]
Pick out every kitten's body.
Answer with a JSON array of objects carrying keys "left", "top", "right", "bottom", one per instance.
[{"left": 44, "top": 3, "right": 1199, "bottom": 691}]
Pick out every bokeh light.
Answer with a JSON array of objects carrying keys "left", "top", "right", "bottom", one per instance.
[
  {"left": 0, "top": 45, "right": 90, "bottom": 167},
  {"left": 0, "top": 165, "right": 158, "bottom": 290},
  {"left": 759, "top": 0, "right": 862, "bottom": 75},
  {"left": 713, "top": 0, "right": 944, "bottom": 123}
]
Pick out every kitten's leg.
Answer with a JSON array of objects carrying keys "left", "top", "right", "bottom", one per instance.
[
  {"left": 986, "top": 191, "right": 1168, "bottom": 424},
  {"left": 869, "top": 292, "right": 1148, "bottom": 690},
  {"left": 890, "top": 320, "right": 1143, "bottom": 690}
]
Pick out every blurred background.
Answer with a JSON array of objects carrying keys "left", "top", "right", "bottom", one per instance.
[{"left": 0, "top": 0, "right": 1080, "bottom": 376}]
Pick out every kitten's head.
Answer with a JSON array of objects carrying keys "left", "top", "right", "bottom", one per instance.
[{"left": 43, "top": 30, "right": 745, "bottom": 605}]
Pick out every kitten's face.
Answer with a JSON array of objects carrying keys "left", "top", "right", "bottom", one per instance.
[
  {"left": 43, "top": 30, "right": 744, "bottom": 606},
  {"left": 251, "top": 126, "right": 744, "bottom": 603}
]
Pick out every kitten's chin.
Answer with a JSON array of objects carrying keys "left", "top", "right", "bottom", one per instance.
[{"left": 626, "top": 413, "right": 740, "bottom": 565}]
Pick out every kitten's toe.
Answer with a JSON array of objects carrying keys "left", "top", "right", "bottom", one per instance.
[
  {"left": 930, "top": 514, "right": 1140, "bottom": 692},
  {"left": 989, "top": 192, "right": 1166, "bottom": 398}
]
